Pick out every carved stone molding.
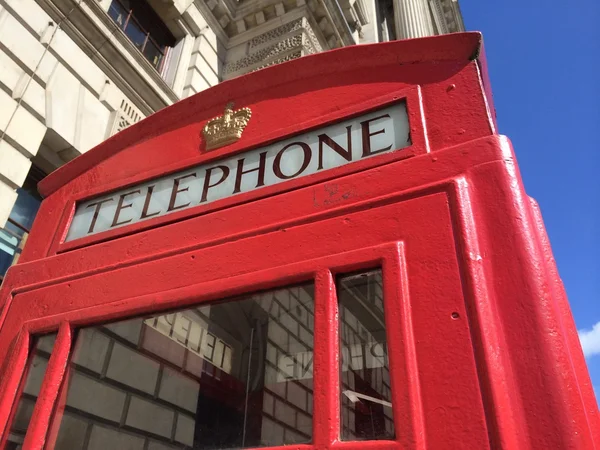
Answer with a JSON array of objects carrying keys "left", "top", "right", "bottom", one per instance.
[
  {"left": 110, "top": 99, "right": 145, "bottom": 135},
  {"left": 253, "top": 51, "right": 303, "bottom": 72},
  {"left": 224, "top": 18, "right": 322, "bottom": 77},
  {"left": 429, "top": 0, "right": 465, "bottom": 34}
]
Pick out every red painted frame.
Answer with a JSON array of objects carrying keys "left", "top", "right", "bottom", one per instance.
[{"left": 0, "top": 32, "right": 598, "bottom": 449}]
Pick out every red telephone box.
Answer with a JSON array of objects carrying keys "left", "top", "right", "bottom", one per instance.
[{"left": 0, "top": 32, "right": 598, "bottom": 450}]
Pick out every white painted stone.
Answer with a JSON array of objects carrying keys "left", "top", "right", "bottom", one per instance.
[
  {"left": 182, "top": 85, "right": 197, "bottom": 98},
  {"left": 356, "top": 0, "right": 378, "bottom": 44},
  {"left": 99, "top": 80, "right": 123, "bottom": 112},
  {"left": 394, "top": 0, "right": 434, "bottom": 39},
  {"left": 0, "top": 140, "right": 32, "bottom": 189},
  {"left": 236, "top": 19, "right": 246, "bottom": 33},
  {"left": 13, "top": 75, "right": 46, "bottom": 120},
  {"left": 256, "top": 11, "right": 266, "bottom": 25},
  {"left": 182, "top": 3, "right": 209, "bottom": 36},
  {"left": 0, "top": 181, "right": 17, "bottom": 228},
  {"left": 39, "top": 23, "right": 55, "bottom": 45},
  {"left": 218, "top": 15, "right": 230, "bottom": 28},
  {"left": 171, "top": 34, "right": 195, "bottom": 97},
  {"left": 0, "top": 14, "right": 47, "bottom": 75},
  {"left": 189, "top": 53, "right": 219, "bottom": 86},
  {"left": 36, "top": 52, "right": 59, "bottom": 86},
  {"left": 275, "top": 2, "right": 285, "bottom": 16},
  {"left": 5, "top": 0, "right": 52, "bottom": 38},
  {"left": 77, "top": 89, "right": 111, "bottom": 153},
  {"left": 97, "top": 0, "right": 112, "bottom": 12},
  {"left": 202, "top": 25, "right": 219, "bottom": 50},
  {"left": 0, "top": 49, "right": 22, "bottom": 94},
  {"left": 172, "top": 0, "right": 195, "bottom": 15},
  {"left": 3, "top": 104, "right": 46, "bottom": 158},
  {"left": 194, "top": 35, "right": 220, "bottom": 71},
  {"left": 45, "top": 64, "right": 80, "bottom": 149},
  {"left": 50, "top": 29, "right": 107, "bottom": 97},
  {"left": 184, "top": 67, "right": 211, "bottom": 93}
]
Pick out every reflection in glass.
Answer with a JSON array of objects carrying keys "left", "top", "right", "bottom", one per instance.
[
  {"left": 1, "top": 168, "right": 44, "bottom": 279},
  {"left": 50, "top": 283, "right": 315, "bottom": 449},
  {"left": 339, "top": 270, "right": 394, "bottom": 440},
  {"left": 5, "top": 333, "right": 57, "bottom": 449}
]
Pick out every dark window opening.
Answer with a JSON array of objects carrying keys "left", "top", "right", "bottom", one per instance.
[
  {"left": 108, "top": 0, "right": 176, "bottom": 72},
  {"left": 376, "top": 0, "right": 396, "bottom": 42},
  {"left": 0, "top": 165, "right": 45, "bottom": 282},
  {"left": 5, "top": 334, "right": 58, "bottom": 449}
]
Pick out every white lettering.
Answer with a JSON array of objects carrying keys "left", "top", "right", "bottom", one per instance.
[
  {"left": 144, "top": 314, "right": 233, "bottom": 373},
  {"left": 276, "top": 342, "right": 386, "bottom": 381}
]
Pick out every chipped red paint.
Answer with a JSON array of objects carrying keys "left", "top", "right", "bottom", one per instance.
[{"left": 0, "top": 32, "right": 598, "bottom": 449}]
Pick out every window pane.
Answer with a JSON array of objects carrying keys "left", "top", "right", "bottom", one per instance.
[
  {"left": 50, "top": 283, "right": 315, "bottom": 449},
  {"left": 143, "top": 40, "right": 163, "bottom": 70},
  {"left": 5, "top": 333, "right": 57, "bottom": 449},
  {"left": 108, "top": 0, "right": 128, "bottom": 28},
  {"left": 124, "top": 19, "right": 147, "bottom": 49},
  {"left": 339, "top": 270, "right": 394, "bottom": 440}
]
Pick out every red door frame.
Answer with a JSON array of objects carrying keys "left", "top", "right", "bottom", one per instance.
[
  {"left": 0, "top": 32, "right": 598, "bottom": 449},
  {"left": 2, "top": 188, "right": 487, "bottom": 449}
]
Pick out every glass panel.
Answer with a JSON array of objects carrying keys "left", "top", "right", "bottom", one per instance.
[
  {"left": 143, "top": 40, "right": 163, "bottom": 70},
  {"left": 124, "top": 18, "right": 147, "bottom": 50},
  {"left": 106, "top": 0, "right": 174, "bottom": 74},
  {"left": 339, "top": 269, "right": 394, "bottom": 440},
  {"left": 0, "top": 227, "right": 21, "bottom": 278},
  {"left": 5, "top": 333, "right": 57, "bottom": 449},
  {"left": 50, "top": 283, "right": 315, "bottom": 449},
  {"left": 1, "top": 185, "right": 41, "bottom": 279},
  {"left": 11, "top": 187, "right": 41, "bottom": 232},
  {"left": 107, "top": 0, "right": 128, "bottom": 28}
]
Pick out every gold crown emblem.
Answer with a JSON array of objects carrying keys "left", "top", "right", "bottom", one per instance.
[{"left": 202, "top": 102, "right": 252, "bottom": 151}]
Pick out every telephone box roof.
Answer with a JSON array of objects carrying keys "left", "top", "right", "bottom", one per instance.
[{"left": 38, "top": 31, "right": 493, "bottom": 198}]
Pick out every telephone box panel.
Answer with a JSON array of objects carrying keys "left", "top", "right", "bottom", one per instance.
[{"left": 0, "top": 32, "right": 598, "bottom": 450}]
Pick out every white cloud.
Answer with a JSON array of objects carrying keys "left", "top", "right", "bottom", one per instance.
[{"left": 578, "top": 321, "right": 600, "bottom": 358}]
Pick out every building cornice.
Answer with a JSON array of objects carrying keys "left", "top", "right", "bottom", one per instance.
[
  {"left": 36, "top": 0, "right": 180, "bottom": 115},
  {"left": 199, "top": 0, "right": 354, "bottom": 49},
  {"left": 430, "top": 0, "right": 464, "bottom": 34}
]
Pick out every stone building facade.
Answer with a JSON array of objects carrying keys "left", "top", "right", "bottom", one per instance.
[{"left": 0, "top": 0, "right": 464, "bottom": 278}]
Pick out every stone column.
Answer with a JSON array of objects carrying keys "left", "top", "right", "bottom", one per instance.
[{"left": 393, "top": 0, "right": 435, "bottom": 39}]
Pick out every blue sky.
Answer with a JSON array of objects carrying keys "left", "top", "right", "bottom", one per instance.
[{"left": 460, "top": 1, "right": 600, "bottom": 403}]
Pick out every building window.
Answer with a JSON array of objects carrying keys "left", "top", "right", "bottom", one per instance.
[
  {"left": 376, "top": 0, "right": 396, "bottom": 42},
  {"left": 108, "top": 0, "right": 176, "bottom": 72},
  {"left": 0, "top": 166, "right": 45, "bottom": 282}
]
